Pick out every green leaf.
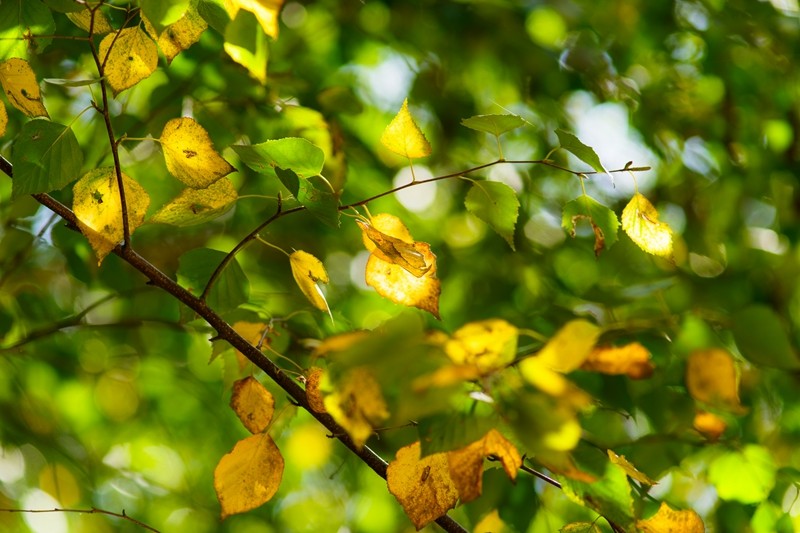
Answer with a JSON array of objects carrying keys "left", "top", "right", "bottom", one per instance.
[
  {"left": 197, "top": 0, "right": 231, "bottom": 34},
  {"left": 464, "top": 181, "right": 519, "bottom": 250},
  {"left": 708, "top": 445, "right": 776, "bottom": 504},
  {"left": 298, "top": 175, "right": 340, "bottom": 228},
  {"left": 11, "top": 120, "right": 83, "bottom": 199},
  {"left": 417, "top": 413, "right": 496, "bottom": 457},
  {"left": 461, "top": 114, "right": 525, "bottom": 136},
  {"left": 555, "top": 129, "right": 606, "bottom": 174},
  {"left": 177, "top": 248, "right": 250, "bottom": 313},
  {"left": 0, "top": 1, "right": 55, "bottom": 58},
  {"left": 140, "top": 0, "right": 190, "bottom": 33},
  {"left": 732, "top": 305, "right": 799, "bottom": 369},
  {"left": 562, "top": 195, "right": 620, "bottom": 255},
  {"left": 233, "top": 138, "right": 325, "bottom": 178},
  {"left": 223, "top": 9, "right": 268, "bottom": 83},
  {"left": 42, "top": 0, "right": 84, "bottom": 13}
]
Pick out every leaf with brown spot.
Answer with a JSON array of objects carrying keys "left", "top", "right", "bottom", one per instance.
[
  {"left": 0, "top": 58, "right": 49, "bottom": 118},
  {"left": 581, "top": 342, "right": 654, "bottom": 379},
  {"left": 158, "top": 4, "right": 208, "bottom": 63},
  {"left": 230, "top": 376, "right": 274, "bottom": 434},
  {"left": 447, "top": 429, "right": 521, "bottom": 503},
  {"left": 99, "top": 27, "right": 158, "bottom": 94},
  {"left": 357, "top": 217, "right": 430, "bottom": 277},
  {"left": 160, "top": 117, "right": 236, "bottom": 188}
]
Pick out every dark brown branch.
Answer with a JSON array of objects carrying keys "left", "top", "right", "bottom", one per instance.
[{"left": 0, "top": 507, "right": 160, "bottom": 532}]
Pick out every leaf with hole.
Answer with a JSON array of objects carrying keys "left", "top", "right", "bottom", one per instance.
[{"left": 562, "top": 195, "right": 619, "bottom": 255}]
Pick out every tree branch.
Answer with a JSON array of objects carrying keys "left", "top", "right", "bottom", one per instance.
[{"left": 0, "top": 507, "right": 160, "bottom": 532}]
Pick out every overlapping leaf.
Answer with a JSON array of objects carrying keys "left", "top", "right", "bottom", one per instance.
[
  {"left": 161, "top": 117, "right": 236, "bottom": 188},
  {"left": 225, "top": 0, "right": 284, "bottom": 39},
  {"left": 230, "top": 376, "right": 274, "bottom": 434},
  {"left": 621, "top": 193, "right": 673, "bottom": 258},
  {"left": 289, "top": 250, "right": 331, "bottom": 315},
  {"left": 447, "top": 429, "right": 521, "bottom": 503},
  {"left": 443, "top": 319, "right": 518, "bottom": 375},
  {"left": 99, "top": 27, "right": 158, "bottom": 94},
  {"left": 380, "top": 99, "right": 431, "bottom": 159},
  {"left": 323, "top": 367, "right": 389, "bottom": 449},
  {"left": 66, "top": 7, "right": 113, "bottom": 34},
  {"left": 0, "top": 58, "right": 49, "bottom": 117},
  {"left": 149, "top": 177, "right": 237, "bottom": 226},
  {"left": 158, "top": 3, "right": 208, "bottom": 63},
  {"left": 0, "top": 1, "right": 55, "bottom": 58}
]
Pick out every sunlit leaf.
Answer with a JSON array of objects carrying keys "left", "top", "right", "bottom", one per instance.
[
  {"left": 140, "top": 0, "right": 191, "bottom": 34},
  {"left": 0, "top": 58, "right": 49, "bottom": 118},
  {"left": 555, "top": 129, "right": 606, "bottom": 174},
  {"left": 387, "top": 441, "right": 459, "bottom": 530},
  {"left": 447, "top": 429, "right": 521, "bottom": 503},
  {"left": 464, "top": 181, "right": 520, "bottom": 250},
  {"left": 158, "top": 3, "right": 209, "bottom": 64},
  {"left": 693, "top": 411, "right": 726, "bottom": 441},
  {"left": 522, "top": 320, "right": 601, "bottom": 377},
  {"left": 686, "top": 348, "right": 745, "bottom": 414},
  {"left": 161, "top": 117, "right": 236, "bottom": 188},
  {"left": 225, "top": 0, "right": 284, "bottom": 39},
  {"left": 474, "top": 510, "right": 508, "bottom": 533},
  {"left": 708, "top": 445, "right": 776, "bottom": 504},
  {"left": 149, "top": 178, "right": 237, "bottom": 226},
  {"left": 304, "top": 366, "right": 327, "bottom": 414},
  {"left": 11, "top": 120, "right": 83, "bottom": 199},
  {"left": 224, "top": 9, "right": 268, "bottom": 83},
  {"left": 562, "top": 195, "right": 619, "bottom": 255},
  {"left": 98, "top": 27, "right": 158, "bottom": 94},
  {"left": 621, "top": 193, "right": 673, "bottom": 258},
  {"left": 732, "top": 305, "right": 800, "bottom": 369},
  {"left": 357, "top": 216, "right": 430, "bottom": 277},
  {"left": 214, "top": 433, "right": 284, "bottom": 519},
  {"left": 581, "top": 342, "right": 654, "bottom": 379},
  {"left": 66, "top": 7, "right": 113, "bottom": 34},
  {"left": 0, "top": 1, "right": 55, "bottom": 58},
  {"left": 228, "top": 321, "right": 269, "bottom": 369},
  {"left": 461, "top": 113, "right": 525, "bottom": 136},
  {"left": 637, "top": 502, "right": 704, "bottom": 533},
  {"left": 366, "top": 244, "right": 441, "bottom": 319},
  {"left": 72, "top": 168, "right": 150, "bottom": 264},
  {"left": 323, "top": 367, "right": 389, "bottom": 449},
  {"left": 607, "top": 450, "right": 656, "bottom": 485},
  {"left": 289, "top": 250, "right": 331, "bottom": 315},
  {"left": 380, "top": 99, "right": 432, "bottom": 159},
  {"left": 230, "top": 376, "right": 274, "bottom": 434},
  {"left": 444, "top": 319, "right": 518, "bottom": 375}
]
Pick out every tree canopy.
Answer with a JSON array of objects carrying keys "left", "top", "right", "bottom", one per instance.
[{"left": 1, "top": 1, "right": 800, "bottom": 532}]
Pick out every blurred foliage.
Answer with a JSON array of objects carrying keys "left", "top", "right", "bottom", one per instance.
[{"left": 2, "top": 0, "right": 800, "bottom": 532}]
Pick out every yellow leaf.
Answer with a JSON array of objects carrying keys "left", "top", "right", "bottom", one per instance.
[
  {"left": 225, "top": 0, "right": 285, "bottom": 39},
  {"left": 99, "top": 28, "right": 158, "bottom": 94},
  {"left": 387, "top": 441, "right": 459, "bottom": 530},
  {"left": 686, "top": 348, "right": 746, "bottom": 414},
  {"left": 693, "top": 410, "right": 727, "bottom": 440},
  {"left": 357, "top": 217, "right": 430, "bottom": 277},
  {"left": 230, "top": 376, "right": 274, "bottom": 434},
  {"left": 474, "top": 510, "right": 507, "bottom": 533},
  {"left": 519, "top": 358, "right": 571, "bottom": 396},
  {"left": 149, "top": 177, "right": 237, "bottom": 226},
  {"left": 160, "top": 117, "right": 236, "bottom": 188},
  {"left": 323, "top": 367, "right": 389, "bottom": 449},
  {"left": 380, "top": 99, "right": 432, "bottom": 159},
  {"left": 412, "top": 364, "right": 483, "bottom": 391},
  {"left": 366, "top": 246, "right": 441, "bottom": 319},
  {"left": 0, "top": 58, "right": 49, "bottom": 118},
  {"left": 636, "top": 502, "right": 704, "bottom": 533},
  {"left": 214, "top": 433, "right": 284, "bottom": 519},
  {"left": 73, "top": 168, "right": 150, "bottom": 264},
  {"left": 311, "top": 331, "right": 368, "bottom": 360},
  {"left": 158, "top": 5, "right": 208, "bottom": 64},
  {"left": 0, "top": 101, "right": 7, "bottom": 138},
  {"left": 445, "top": 319, "right": 518, "bottom": 375},
  {"left": 581, "top": 342, "right": 654, "bottom": 379},
  {"left": 39, "top": 463, "right": 81, "bottom": 507},
  {"left": 447, "top": 429, "right": 521, "bottom": 503},
  {"left": 607, "top": 450, "right": 656, "bottom": 485},
  {"left": 230, "top": 321, "right": 270, "bottom": 370},
  {"left": 522, "top": 319, "right": 601, "bottom": 375},
  {"left": 621, "top": 193, "right": 673, "bottom": 258},
  {"left": 67, "top": 8, "right": 113, "bottom": 34},
  {"left": 289, "top": 250, "right": 331, "bottom": 315},
  {"left": 304, "top": 366, "right": 327, "bottom": 414}
]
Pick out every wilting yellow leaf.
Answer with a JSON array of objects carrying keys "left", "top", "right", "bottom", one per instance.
[
  {"left": 636, "top": 502, "right": 704, "bottom": 533},
  {"left": 621, "top": 193, "right": 673, "bottom": 258},
  {"left": 447, "top": 429, "right": 521, "bottom": 503},
  {"left": 358, "top": 216, "right": 429, "bottom": 277},
  {"left": 150, "top": 177, "right": 237, "bottom": 226},
  {"left": 305, "top": 367, "right": 327, "bottom": 413},
  {"left": 445, "top": 319, "right": 518, "bottom": 375},
  {"left": 607, "top": 450, "right": 656, "bottom": 485},
  {"left": 474, "top": 510, "right": 507, "bottom": 533},
  {"left": 73, "top": 168, "right": 150, "bottom": 264},
  {"left": 686, "top": 348, "right": 745, "bottom": 414},
  {"left": 366, "top": 245, "right": 441, "bottom": 318},
  {"left": 0, "top": 58, "right": 49, "bottom": 118},
  {"left": 289, "top": 250, "right": 331, "bottom": 315},
  {"left": 380, "top": 99, "right": 432, "bottom": 160},
  {"left": 693, "top": 410, "right": 727, "bottom": 440},
  {"left": 214, "top": 433, "right": 284, "bottom": 519},
  {"left": 324, "top": 367, "right": 389, "bottom": 449},
  {"left": 0, "top": 101, "right": 7, "bottom": 137},
  {"left": 67, "top": 8, "right": 113, "bottom": 34},
  {"left": 99, "top": 28, "right": 158, "bottom": 94},
  {"left": 230, "top": 377, "right": 274, "bottom": 434},
  {"left": 582, "top": 342, "right": 654, "bottom": 379},
  {"left": 225, "top": 0, "right": 285, "bottom": 38},
  {"left": 158, "top": 4, "right": 208, "bottom": 63},
  {"left": 161, "top": 117, "right": 236, "bottom": 188},
  {"left": 387, "top": 441, "right": 459, "bottom": 530}
]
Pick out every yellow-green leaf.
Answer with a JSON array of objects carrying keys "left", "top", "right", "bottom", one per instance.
[
  {"left": 607, "top": 450, "right": 656, "bottom": 485},
  {"left": 636, "top": 502, "right": 704, "bottom": 533},
  {"left": 67, "top": 7, "right": 113, "bottom": 34},
  {"left": 387, "top": 441, "right": 459, "bottom": 530},
  {"left": 0, "top": 58, "right": 49, "bottom": 118},
  {"left": 380, "top": 99, "right": 432, "bottom": 159},
  {"left": 160, "top": 117, "right": 236, "bottom": 188},
  {"left": 214, "top": 433, "right": 284, "bottom": 519},
  {"left": 149, "top": 177, "right": 237, "bottom": 226},
  {"left": 621, "top": 192, "right": 673, "bottom": 258},
  {"left": 225, "top": 0, "right": 284, "bottom": 39},
  {"left": 158, "top": 4, "right": 208, "bottom": 63},
  {"left": 230, "top": 376, "right": 274, "bottom": 434},
  {"left": 99, "top": 27, "right": 158, "bottom": 94},
  {"left": 289, "top": 250, "right": 331, "bottom": 315},
  {"left": 323, "top": 367, "right": 389, "bottom": 449},
  {"left": 72, "top": 168, "right": 150, "bottom": 264}
]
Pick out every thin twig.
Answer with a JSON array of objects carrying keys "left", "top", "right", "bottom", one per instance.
[
  {"left": 0, "top": 507, "right": 160, "bottom": 533},
  {"left": 518, "top": 462, "right": 562, "bottom": 489}
]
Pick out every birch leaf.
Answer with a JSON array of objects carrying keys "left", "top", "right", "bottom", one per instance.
[
  {"left": 365, "top": 244, "right": 441, "bottom": 319},
  {"left": 637, "top": 502, "right": 704, "bottom": 533},
  {"left": 464, "top": 181, "right": 520, "bottom": 250},
  {"left": 99, "top": 28, "right": 158, "bottom": 94},
  {"left": 323, "top": 367, "right": 389, "bottom": 449},
  {"left": 66, "top": 8, "right": 113, "bottom": 34},
  {"left": 447, "top": 429, "right": 522, "bottom": 503},
  {"left": 621, "top": 193, "right": 673, "bottom": 258},
  {"left": 555, "top": 129, "right": 606, "bottom": 174},
  {"left": 380, "top": 99, "right": 431, "bottom": 159},
  {"left": 357, "top": 216, "right": 430, "bottom": 277},
  {"left": 607, "top": 450, "right": 656, "bottom": 485},
  {"left": 225, "top": 0, "right": 284, "bottom": 39},
  {"left": 161, "top": 117, "right": 236, "bottom": 188},
  {"left": 289, "top": 250, "right": 331, "bottom": 315},
  {"left": 230, "top": 376, "right": 274, "bottom": 434},
  {"left": 0, "top": 58, "right": 49, "bottom": 117},
  {"left": 72, "top": 168, "right": 150, "bottom": 264},
  {"left": 461, "top": 113, "right": 525, "bottom": 136},
  {"left": 158, "top": 4, "right": 209, "bottom": 63},
  {"left": 444, "top": 319, "right": 518, "bottom": 375},
  {"left": 149, "top": 177, "right": 237, "bottom": 226},
  {"left": 562, "top": 195, "right": 619, "bottom": 255}
]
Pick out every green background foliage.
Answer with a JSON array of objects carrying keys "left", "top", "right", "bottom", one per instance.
[{"left": 1, "top": 0, "right": 800, "bottom": 532}]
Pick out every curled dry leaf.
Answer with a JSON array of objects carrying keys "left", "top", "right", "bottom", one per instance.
[
  {"left": 323, "top": 367, "right": 389, "bottom": 449},
  {"left": 358, "top": 217, "right": 430, "bottom": 277},
  {"left": 380, "top": 98, "right": 431, "bottom": 160},
  {"left": 99, "top": 27, "right": 158, "bottom": 94},
  {"left": 581, "top": 342, "right": 654, "bottom": 379},
  {"left": 0, "top": 58, "right": 49, "bottom": 118},
  {"left": 230, "top": 376, "right": 274, "bottom": 434},
  {"left": 161, "top": 117, "right": 236, "bottom": 188},
  {"left": 636, "top": 502, "right": 704, "bottom": 533}
]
